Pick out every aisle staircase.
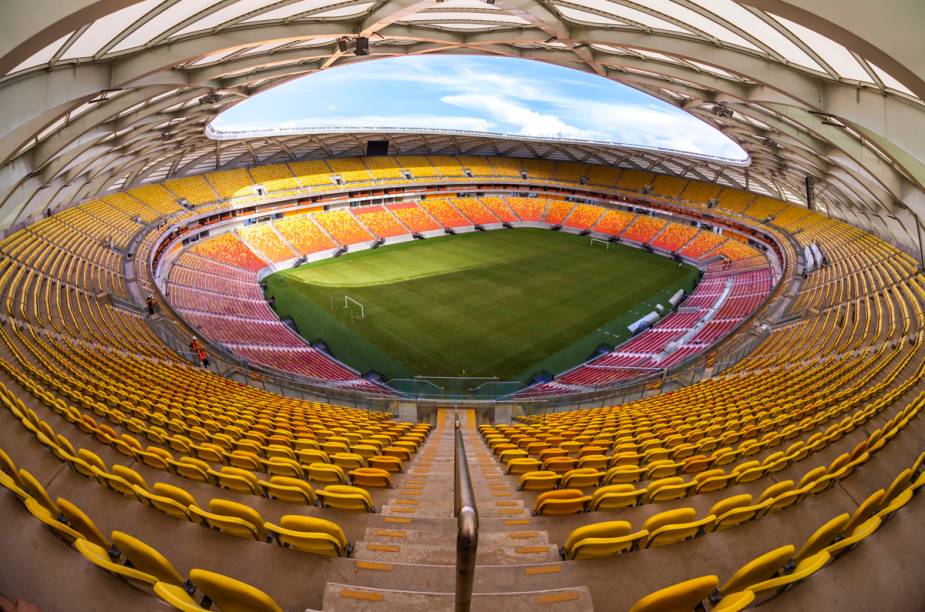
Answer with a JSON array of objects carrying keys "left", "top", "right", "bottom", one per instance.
[{"left": 319, "top": 408, "right": 593, "bottom": 610}]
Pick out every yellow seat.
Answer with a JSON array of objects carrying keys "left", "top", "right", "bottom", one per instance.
[
  {"left": 367, "top": 455, "right": 403, "bottom": 473},
  {"left": 265, "top": 515, "right": 349, "bottom": 556},
  {"left": 604, "top": 466, "right": 645, "bottom": 484},
  {"left": 133, "top": 485, "right": 196, "bottom": 522},
  {"left": 25, "top": 498, "right": 84, "bottom": 545},
  {"left": 18, "top": 468, "right": 60, "bottom": 514},
  {"left": 332, "top": 453, "right": 367, "bottom": 470},
  {"left": 349, "top": 467, "right": 392, "bottom": 488},
  {"left": 748, "top": 551, "right": 831, "bottom": 599},
  {"left": 644, "top": 514, "right": 715, "bottom": 548},
  {"left": 757, "top": 480, "right": 794, "bottom": 504},
  {"left": 76, "top": 538, "right": 162, "bottom": 590},
  {"left": 561, "top": 468, "right": 603, "bottom": 489},
  {"left": 534, "top": 489, "right": 590, "bottom": 516},
  {"left": 154, "top": 568, "right": 282, "bottom": 612},
  {"left": 191, "top": 499, "right": 267, "bottom": 541},
  {"left": 719, "top": 544, "right": 795, "bottom": 594},
  {"left": 507, "top": 457, "right": 542, "bottom": 475},
  {"left": 629, "top": 575, "right": 719, "bottom": 612},
  {"left": 260, "top": 476, "right": 317, "bottom": 504},
  {"left": 307, "top": 463, "right": 349, "bottom": 485},
  {"left": 172, "top": 457, "right": 212, "bottom": 482},
  {"left": 296, "top": 449, "right": 330, "bottom": 465},
  {"left": 265, "top": 457, "right": 304, "bottom": 479},
  {"left": 542, "top": 457, "right": 578, "bottom": 474},
  {"left": 382, "top": 446, "right": 412, "bottom": 461},
  {"left": 57, "top": 497, "right": 109, "bottom": 547},
  {"left": 590, "top": 484, "right": 645, "bottom": 511},
  {"left": 563, "top": 521, "right": 648, "bottom": 559},
  {"left": 112, "top": 531, "right": 187, "bottom": 586},
  {"left": 518, "top": 470, "right": 561, "bottom": 491},
  {"left": 213, "top": 466, "right": 261, "bottom": 495},
  {"left": 317, "top": 485, "right": 374, "bottom": 512},
  {"left": 794, "top": 513, "right": 848, "bottom": 562},
  {"left": 576, "top": 454, "right": 608, "bottom": 470},
  {"left": 643, "top": 477, "right": 694, "bottom": 503},
  {"left": 713, "top": 590, "right": 756, "bottom": 612},
  {"left": 825, "top": 516, "right": 881, "bottom": 557}
]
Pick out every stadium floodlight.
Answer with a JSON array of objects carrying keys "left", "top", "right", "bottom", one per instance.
[{"left": 343, "top": 295, "right": 366, "bottom": 320}]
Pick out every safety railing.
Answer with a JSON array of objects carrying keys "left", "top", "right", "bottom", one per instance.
[{"left": 453, "top": 416, "right": 479, "bottom": 612}]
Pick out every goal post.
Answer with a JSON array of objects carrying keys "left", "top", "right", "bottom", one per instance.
[
  {"left": 590, "top": 237, "right": 611, "bottom": 250},
  {"left": 343, "top": 295, "right": 366, "bottom": 320}
]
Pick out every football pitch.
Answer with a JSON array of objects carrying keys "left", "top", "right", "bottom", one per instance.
[{"left": 264, "top": 228, "right": 699, "bottom": 387}]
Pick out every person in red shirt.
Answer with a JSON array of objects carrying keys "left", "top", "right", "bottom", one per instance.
[{"left": 196, "top": 345, "right": 209, "bottom": 368}]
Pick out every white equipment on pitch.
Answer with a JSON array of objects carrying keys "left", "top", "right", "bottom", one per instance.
[
  {"left": 343, "top": 295, "right": 366, "bottom": 320},
  {"left": 590, "top": 237, "right": 611, "bottom": 250}
]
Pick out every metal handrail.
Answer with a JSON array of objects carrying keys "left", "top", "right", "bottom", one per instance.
[{"left": 454, "top": 416, "right": 479, "bottom": 612}]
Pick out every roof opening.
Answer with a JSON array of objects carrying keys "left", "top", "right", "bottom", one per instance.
[{"left": 210, "top": 55, "right": 748, "bottom": 162}]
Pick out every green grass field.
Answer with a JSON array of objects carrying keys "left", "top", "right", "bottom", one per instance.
[{"left": 265, "top": 229, "right": 698, "bottom": 387}]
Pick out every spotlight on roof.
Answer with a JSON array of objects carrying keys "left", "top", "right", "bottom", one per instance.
[
  {"left": 199, "top": 93, "right": 220, "bottom": 105},
  {"left": 711, "top": 103, "right": 733, "bottom": 118},
  {"left": 337, "top": 37, "right": 350, "bottom": 52}
]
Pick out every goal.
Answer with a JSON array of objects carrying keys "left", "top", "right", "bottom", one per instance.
[
  {"left": 342, "top": 295, "right": 366, "bottom": 320},
  {"left": 589, "top": 237, "right": 611, "bottom": 250}
]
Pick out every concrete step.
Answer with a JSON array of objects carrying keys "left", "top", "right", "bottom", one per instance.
[
  {"left": 320, "top": 583, "right": 594, "bottom": 611},
  {"left": 354, "top": 527, "right": 559, "bottom": 565}
]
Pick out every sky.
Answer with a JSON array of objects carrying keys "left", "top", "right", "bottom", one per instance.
[{"left": 212, "top": 55, "right": 747, "bottom": 160}]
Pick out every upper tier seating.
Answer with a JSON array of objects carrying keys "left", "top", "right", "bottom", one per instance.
[
  {"left": 352, "top": 206, "right": 410, "bottom": 238},
  {"left": 386, "top": 202, "right": 442, "bottom": 232},
  {"left": 522, "top": 159, "right": 555, "bottom": 180},
  {"left": 238, "top": 224, "right": 298, "bottom": 263},
  {"left": 622, "top": 215, "right": 668, "bottom": 244},
  {"left": 208, "top": 169, "right": 255, "bottom": 199},
  {"left": 190, "top": 233, "right": 267, "bottom": 272},
  {"left": 544, "top": 201, "right": 574, "bottom": 225},
  {"left": 593, "top": 208, "right": 636, "bottom": 236},
  {"left": 128, "top": 184, "right": 184, "bottom": 216},
  {"left": 427, "top": 156, "right": 466, "bottom": 177},
  {"left": 164, "top": 176, "right": 218, "bottom": 205},
  {"left": 450, "top": 198, "right": 499, "bottom": 225},
  {"left": 563, "top": 204, "right": 604, "bottom": 230},
  {"left": 650, "top": 222, "right": 699, "bottom": 253},
  {"left": 617, "top": 170, "right": 656, "bottom": 192},
  {"left": 680, "top": 231, "right": 726, "bottom": 259},
  {"left": 396, "top": 156, "right": 438, "bottom": 178},
  {"left": 250, "top": 164, "right": 300, "bottom": 192},
  {"left": 312, "top": 210, "right": 374, "bottom": 245},
  {"left": 364, "top": 156, "right": 404, "bottom": 180},
  {"left": 289, "top": 161, "right": 335, "bottom": 187},
  {"left": 327, "top": 159, "right": 373, "bottom": 183},
  {"left": 273, "top": 214, "right": 337, "bottom": 254},
  {"left": 488, "top": 157, "right": 523, "bottom": 178},
  {"left": 418, "top": 199, "right": 472, "bottom": 228},
  {"left": 479, "top": 197, "right": 519, "bottom": 222},
  {"left": 505, "top": 197, "right": 547, "bottom": 221}
]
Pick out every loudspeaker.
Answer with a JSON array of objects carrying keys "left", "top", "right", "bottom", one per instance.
[
  {"left": 366, "top": 140, "right": 389, "bottom": 156},
  {"left": 805, "top": 176, "right": 815, "bottom": 210},
  {"left": 355, "top": 37, "right": 369, "bottom": 55}
]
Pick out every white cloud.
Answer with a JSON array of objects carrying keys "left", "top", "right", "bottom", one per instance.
[
  {"left": 277, "top": 114, "right": 495, "bottom": 132},
  {"left": 442, "top": 94, "right": 602, "bottom": 140}
]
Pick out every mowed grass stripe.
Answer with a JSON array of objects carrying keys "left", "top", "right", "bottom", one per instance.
[{"left": 265, "top": 229, "right": 698, "bottom": 383}]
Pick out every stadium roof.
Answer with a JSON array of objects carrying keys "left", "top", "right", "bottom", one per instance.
[{"left": 1, "top": 0, "right": 923, "bottom": 249}]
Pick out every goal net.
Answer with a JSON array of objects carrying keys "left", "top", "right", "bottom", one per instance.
[
  {"left": 590, "top": 237, "right": 611, "bottom": 250},
  {"left": 342, "top": 295, "right": 366, "bottom": 320}
]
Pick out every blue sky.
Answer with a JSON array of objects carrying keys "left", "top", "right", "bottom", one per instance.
[{"left": 212, "top": 55, "right": 746, "bottom": 159}]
